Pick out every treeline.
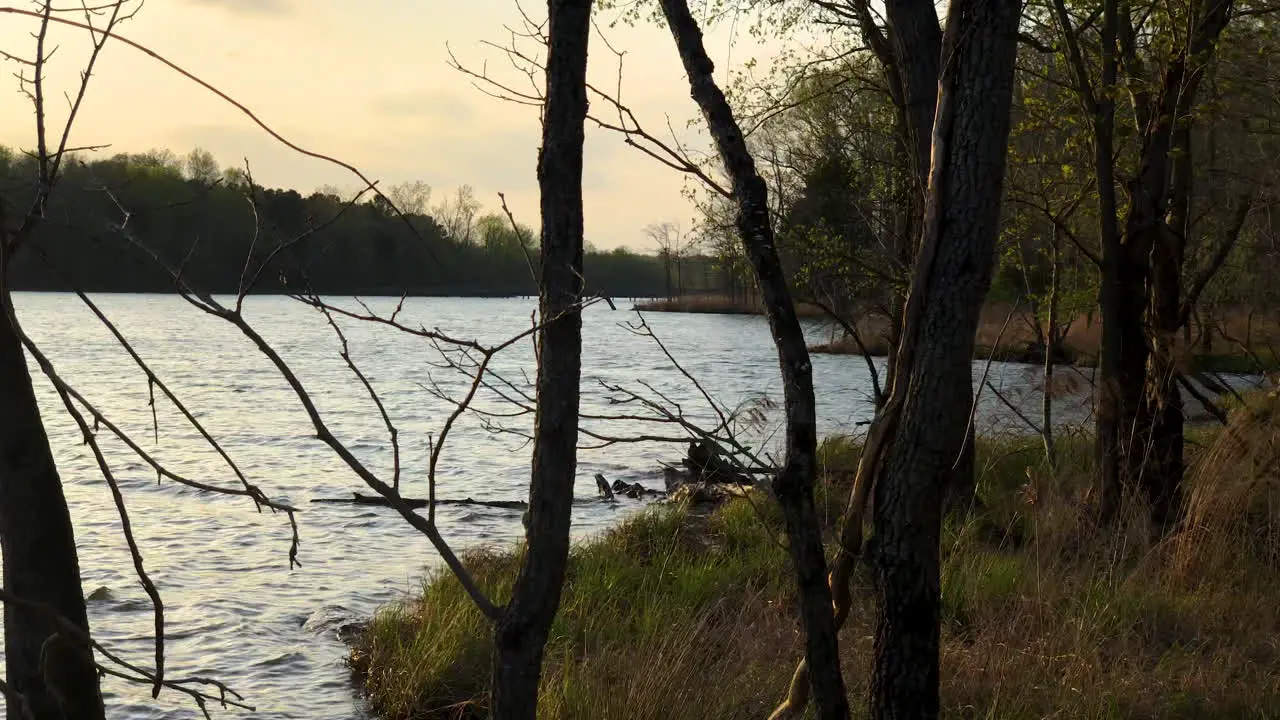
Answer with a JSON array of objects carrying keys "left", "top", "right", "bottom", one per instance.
[{"left": 0, "top": 146, "right": 668, "bottom": 298}]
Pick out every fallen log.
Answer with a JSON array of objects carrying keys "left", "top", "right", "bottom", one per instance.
[
  {"left": 609, "top": 477, "right": 665, "bottom": 499},
  {"left": 311, "top": 492, "right": 527, "bottom": 510}
]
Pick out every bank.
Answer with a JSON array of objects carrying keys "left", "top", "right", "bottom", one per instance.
[
  {"left": 634, "top": 297, "right": 1280, "bottom": 373},
  {"left": 350, "top": 394, "right": 1280, "bottom": 719}
]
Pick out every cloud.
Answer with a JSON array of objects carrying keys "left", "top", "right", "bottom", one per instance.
[{"left": 183, "top": 0, "right": 293, "bottom": 17}]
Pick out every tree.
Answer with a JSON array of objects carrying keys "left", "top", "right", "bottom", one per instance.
[
  {"left": 386, "top": 179, "right": 432, "bottom": 216},
  {"left": 1039, "top": 0, "right": 1252, "bottom": 529},
  {"left": 657, "top": 1, "right": 852, "bottom": 718},
  {"left": 486, "top": 2, "right": 592, "bottom": 716},
  {"left": 184, "top": 147, "right": 220, "bottom": 185},
  {"left": 222, "top": 166, "right": 250, "bottom": 192},
  {"left": 644, "top": 221, "right": 690, "bottom": 297},
  {"left": 434, "top": 184, "right": 482, "bottom": 244},
  {"left": 1, "top": 277, "right": 105, "bottom": 720},
  {"left": 862, "top": 1, "right": 1021, "bottom": 711},
  {"left": 0, "top": 5, "right": 125, "bottom": 717},
  {"left": 740, "top": 0, "right": 1019, "bottom": 715}
]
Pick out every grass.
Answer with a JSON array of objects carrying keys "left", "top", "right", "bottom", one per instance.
[{"left": 353, "top": 392, "right": 1280, "bottom": 719}]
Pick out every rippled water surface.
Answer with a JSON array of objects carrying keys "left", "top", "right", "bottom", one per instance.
[{"left": 3, "top": 293, "right": 1092, "bottom": 719}]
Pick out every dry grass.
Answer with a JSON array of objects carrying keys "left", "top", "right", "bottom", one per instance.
[
  {"left": 354, "top": 418, "right": 1280, "bottom": 719},
  {"left": 811, "top": 303, "right": 1280, "bottom": 372},
  {"left": 808, "top": 303, "right": 1095, "bottom": 362}
]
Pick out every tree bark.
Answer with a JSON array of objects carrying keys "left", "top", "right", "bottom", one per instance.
[
  {"left": 1142, "top": 103, "right": 1192, "bottom": 532},
  {"left": 0, "top": 284, "right": 105, "bottom": 720},
  {"left": 658, "top": 2, "right": 850, "bottom": 718},
  {"left": 869, "top": 0, "right": 1020, "bottom": 716},
  {"left": 885, "top": 0, "right": 942, "bottom": 197},
  {"left": 489, "top": 1, "right": 590, "bottom": 716}
]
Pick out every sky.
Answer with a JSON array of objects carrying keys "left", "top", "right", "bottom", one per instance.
[{"left": 0, "top": 0, "right": 782, "bottom": 251}]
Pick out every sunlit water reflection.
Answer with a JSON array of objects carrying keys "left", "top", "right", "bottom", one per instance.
[{"left": 3, "top": 294, "right": 1108, "bottom": 718}]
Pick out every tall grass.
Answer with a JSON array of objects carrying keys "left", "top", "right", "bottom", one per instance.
[{"left": 354, "top": 410, "right": 1280, "bottom": 719}]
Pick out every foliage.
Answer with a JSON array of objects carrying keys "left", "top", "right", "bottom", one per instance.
[{"left": 0, "top": 147, "right": 670, "bottom": 298}]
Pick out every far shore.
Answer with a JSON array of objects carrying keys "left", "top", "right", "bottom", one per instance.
[
  {"left": 632, "top": 294, "right": 828, "bottom": 319},
  {"left": 637, "top": 296, "right": 1280, "bottom": 373}
]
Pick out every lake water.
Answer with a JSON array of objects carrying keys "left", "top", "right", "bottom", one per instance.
[{"left": 3, "top": 293, "right": 1106, "bottom": 718}]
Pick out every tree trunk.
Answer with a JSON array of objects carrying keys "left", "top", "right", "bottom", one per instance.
[
  {"left": 869, "top": 0, "right": 1020, "bottom": 716},
  {"left": 0, "top": 285, "right": 105, "bottom": 720},
  {"left": 663, "top": 252, "right": 673, "bottom": 299},
  {"left": 1042, "top": 237, "right": 1060, "bottom": 470},
  {"left": 1093, "top": 0, "right": 1234, "bottom": 526},
  {"left": 1142, "top": 109, "right": 1192, "bottom": 533},
  {"left": 489, "top": 1, "right": 590, "bottom": 716},
  {"left": 1096, "top": 250, "right": 1150, "bottom": 523},
  {"left": 885, "top": 0, "right": 941, "bottom": 198},
  {"left": 658, "top": 2, "right": 850, "bottom": 718}
]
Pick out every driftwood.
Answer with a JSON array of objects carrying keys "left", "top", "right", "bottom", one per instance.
[
  {"left": 594, "top": 472, "right": 616, "bottom": 500},
  {"left": 677, "top": 440, "right": 754, "bottom": 486},
  {"left": 317, "top": 441, "right": 752, "bottom": 513},
  {"left": 311, "top": 492, "right": 527, "bottom": 511},
  {"left": 609, "top": 477, "right": 664, "bottom": 499}
]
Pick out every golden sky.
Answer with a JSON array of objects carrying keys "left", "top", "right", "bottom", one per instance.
[{"left": 0, "top": 0, "right": 780, "bottom": 250}]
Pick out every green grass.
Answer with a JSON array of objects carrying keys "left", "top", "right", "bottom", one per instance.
[{"left": 354, "top": 408, "right": 1280, "bottom": 719}]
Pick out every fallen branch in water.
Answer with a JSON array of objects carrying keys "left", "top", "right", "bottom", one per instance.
[{"left": 311, "top": 493, "right": 528, "bottom": 511}]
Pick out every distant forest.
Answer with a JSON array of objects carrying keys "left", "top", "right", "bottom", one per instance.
[{"left": 0, "top": 146, "right": 697, "bottom": 298}]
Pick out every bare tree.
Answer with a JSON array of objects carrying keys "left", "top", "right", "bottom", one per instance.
[
  {"left": 644, "top": 220, "right": 691, "bottom": 297},
  {"left": 386, "top": 180, "right": 432, "bottom": 216},
  {"left": 657, "top": 1, "right": 852, "bottom": 718},
  {"left": 486, "top": 1, "right": 592, "bottom": 715},
  {"left": 434, "top": 184, "right": 482, "bottom": 244}
]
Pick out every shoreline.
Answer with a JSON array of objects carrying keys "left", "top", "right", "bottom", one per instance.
[
  {"left": 346, "top": 405, "right": 1280, "bottom": 718},
  {"left": 808, "top": 334, "right": 1278, "bottom": 374},
  {"left": 636, "top": 296, "right": 1279, "bottom": 374}
]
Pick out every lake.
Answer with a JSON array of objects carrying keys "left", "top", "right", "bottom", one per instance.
[{"left": 3, "top": 293, "right": 1099, "bottom": 719}]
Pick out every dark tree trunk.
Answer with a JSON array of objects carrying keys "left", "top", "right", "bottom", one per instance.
[
  {"left": 1096, "top": 247, "right": 1150, "bottom": 523},
  {"left": 885, "top": 0, "right": 941, "bottom": 198},
  {"left": 878, "top": 1, "right": 980, "bottom": 516},
  {"left": 1092, "top": 0, "right": 1234, "bottom": 527},
  {"left": 658, "top": 2, "right": 850, "bottom": 718},
  {"left": 1078, "top": 0, "right": 1131, "bottom": 524},
  {"left": 0, "top": 285, "right": 105, "bottom": 720},
  {"left": 663, "top": 252, "right": 673, "bottom": 299},
  {"left": 489, "top": 1, "right": 590, "bottom": 716},
  {"left": 869, "top": 0, "right": 1021, "bottom": 716},
  {"left": 1142, "top": 110, "right": 1192, "bottom": 532}
]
